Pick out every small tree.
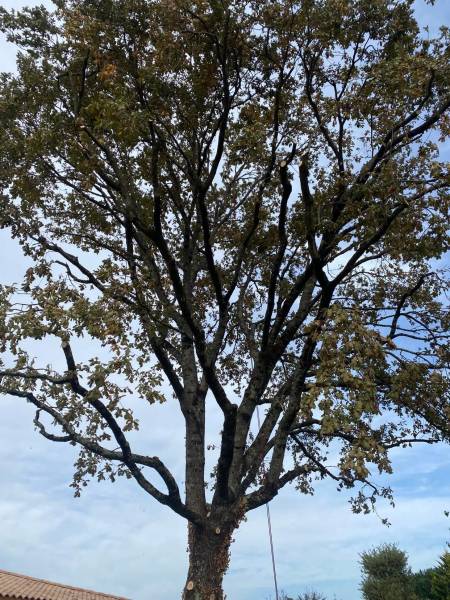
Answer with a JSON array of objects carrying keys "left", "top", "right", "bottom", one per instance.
[
  {"left": 297, "top": 592, "right": 327, "bottom": 600},
  {"left": 412, "top": 568, "right": 434, "bottom": 600},
  {"left": 360, "top": 544, "right": 417, "bottom": 600},
  {"left": 431, "top": 551, "right": 450, "bottom": 600},
  {"left": 280, "top": 591, "right": 327, "bottom": 600}
]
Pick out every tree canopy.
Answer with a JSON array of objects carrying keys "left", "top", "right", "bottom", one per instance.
[
  {"left": 0, "top": 0, "right": 449, "bottom": 598},
  {"left": 360, "top": 544, "right": 417, "bottom": 600}
]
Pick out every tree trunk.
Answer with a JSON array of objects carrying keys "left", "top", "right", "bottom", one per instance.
[{"left": 182, "top": 521, "right": 234, "bottom": 600}]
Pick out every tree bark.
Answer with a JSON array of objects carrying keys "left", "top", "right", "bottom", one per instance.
[{"left": 182, "top": 521, "right": 234, "bottom": 600}]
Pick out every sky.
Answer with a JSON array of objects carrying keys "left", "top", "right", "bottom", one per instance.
[{"left": 0, "top": 1, "right": 449, "bottom": 600}]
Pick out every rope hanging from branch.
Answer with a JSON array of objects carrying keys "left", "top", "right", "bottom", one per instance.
[{"left": 256, "top": 405, "right": 279, "bottom": 600}]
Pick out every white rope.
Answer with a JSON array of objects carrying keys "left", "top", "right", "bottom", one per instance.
[{"left": 256, "top": 405, "right": 279, "bottom": 600}]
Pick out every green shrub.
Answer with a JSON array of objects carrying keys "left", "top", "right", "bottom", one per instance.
[
  {"left": 431, "top": 551, "right": 450, "bottom": 600},
  {"left": 412, "top": 568, "right": 434, "bottom": 599},
  {"left": 360, "top": 543, "right": 418, "bottom": 600}
]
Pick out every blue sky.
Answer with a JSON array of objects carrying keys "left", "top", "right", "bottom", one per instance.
[{"left": 0, "top": 1, "right": 449, "bottom": 599}]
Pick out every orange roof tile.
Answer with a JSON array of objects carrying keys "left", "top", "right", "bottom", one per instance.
[{"left": 0, "top": 570, "right": 129, "bottom": 600}]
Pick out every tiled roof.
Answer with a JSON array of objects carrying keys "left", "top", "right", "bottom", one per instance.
[{"left": 0, "top": 570, "right": 129, "bottom": 600}]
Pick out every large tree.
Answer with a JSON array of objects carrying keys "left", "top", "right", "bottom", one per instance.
[{"left": 0, "top": 0, "right": 449, "bottom": 597}]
